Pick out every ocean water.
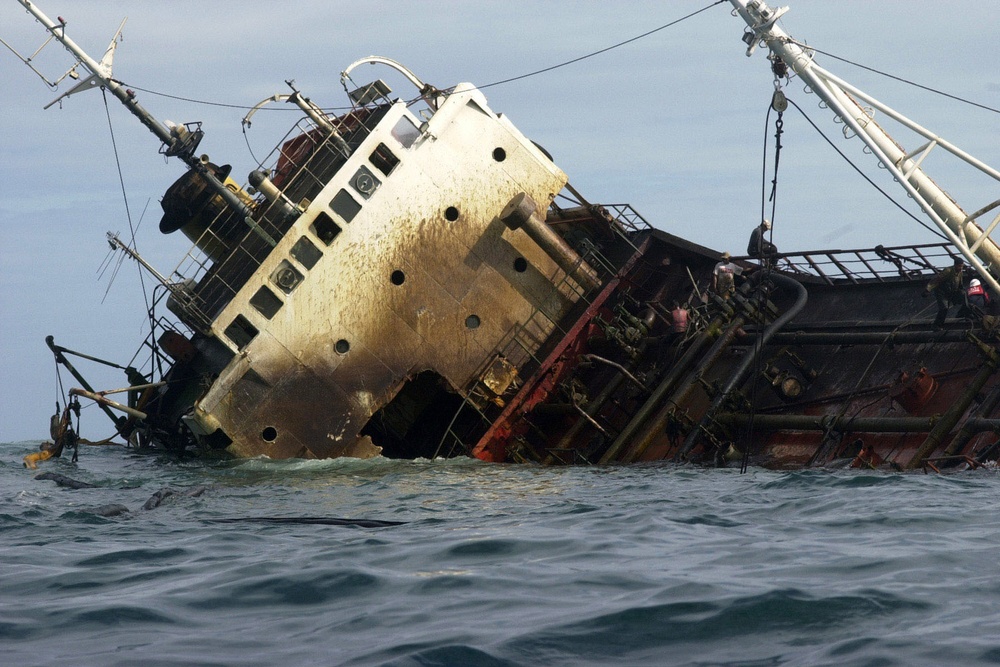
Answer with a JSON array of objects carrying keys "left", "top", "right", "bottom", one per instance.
[{"left": 3, "top": 442, "right": 1000, "bottom": 667}]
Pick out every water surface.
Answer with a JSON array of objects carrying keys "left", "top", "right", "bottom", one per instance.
[{"left": 4, "top": 442, "right": 999, "bottom": 666}]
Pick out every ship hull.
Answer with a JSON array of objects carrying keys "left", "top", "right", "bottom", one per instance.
[
  {"left": 452, "top": 232, "right": 1000, "bottom": 472},
  {"left": 24, "top": 47, "right": 996, "bottom": 473}
]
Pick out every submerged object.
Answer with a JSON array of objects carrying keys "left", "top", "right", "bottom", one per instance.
[
  {"left": 35, "top": 472, "right": 97, "bottom": 489},
  {"left": 211, "top": 518, "right": 407, "bottom": 528},
  {"left": 8, "top": 1, "right": 1000, "bottom": 472}
]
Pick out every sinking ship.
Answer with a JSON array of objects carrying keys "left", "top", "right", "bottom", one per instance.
[{"left": 11, "top": 0, "right": 1000, "bottom": 471}]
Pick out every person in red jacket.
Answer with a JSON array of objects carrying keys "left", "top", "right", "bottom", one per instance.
[{"left": 967, "top": 277, "right": 990, "bottom": 313}]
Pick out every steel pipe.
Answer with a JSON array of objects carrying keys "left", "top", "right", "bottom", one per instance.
[
  {"left": 767, "top": 330, "right": 972, "bottom": 346},
  {"left": 679, "top": 273, "right": 809, "bottom": 459},
  {"left": 716, "top": 413, "right": 1000, "bottom": 435},
  {"left": 69, "top": 388, "right": 148, "bottom": 421},
  {"left": 501, "top": 192, "right": 601, "bottom": 292},
  {"left": 716, "top": 413, "right": 938, "bottom": 433}
]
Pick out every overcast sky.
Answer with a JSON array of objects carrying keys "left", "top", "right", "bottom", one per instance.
[{"left": 1, "top": 1, "right": 998, "bottom": 442}]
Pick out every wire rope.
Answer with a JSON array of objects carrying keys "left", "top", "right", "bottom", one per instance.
[
  {"left": 785, "top": 98, "right": 948, "bottom": 241},
  {"left": 783, "top": 39, "right": 1000, "bottom": 116},
  {"left": 116, "top": 1, "right": 727, "bottom": 111},
  {"left": 102, "top": 89, "right": 151, "bottom": 312},
  {"left": 478, "top": 1, "right": 726, "bottom": 90}
]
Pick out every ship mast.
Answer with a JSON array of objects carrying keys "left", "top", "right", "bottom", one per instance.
[
  {"left": 13, "top": 0, "right": 254, "bottom": 225},
  {"left": 730, "top": 0, "right": 1000, "bottom": 293}
]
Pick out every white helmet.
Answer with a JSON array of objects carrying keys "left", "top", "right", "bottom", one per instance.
[{"left": 971, "top": 278, "right": 981, "bottom": 287}]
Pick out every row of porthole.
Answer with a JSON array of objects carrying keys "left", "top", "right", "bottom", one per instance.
[
  {"left": 258, "top": 144, "right": 511, "bottom": 442},
  {"left": 331, "top": 311, "right": 480, "bottom": 359},
  {"left": 389, "top": 256, "right": 526, "bottom": 288},
  {"left": 333, "top": 313, "right": 483, "bottom": 354},
  {"left": 389, "top": 242, "right": 528, "bottom": 287}
]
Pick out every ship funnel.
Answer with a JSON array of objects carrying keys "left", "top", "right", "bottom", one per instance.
[{"left": 159, "top": 162, "right": 251, "bottom": 262}]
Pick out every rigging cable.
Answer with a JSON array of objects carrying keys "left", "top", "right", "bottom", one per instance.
[
  {"left": 101, "top": 88, "right": 151, "bottom": 313},
  {"left": 121, "top": 0, "right": 725, "bottom": 170},
  {"left": 783, "top": 39, "right": 1000, "bottom": 116},
  {"left": 112, "top": 79, "right": 305, "bottom": 111},
  {"left": 127, "top": 282, "right": 171, "bottom": 379},
  {"left": 767, "top": 113, "right": 783, "bottom": 207},
  {"left": 111, "top": 6, "right": 1000, "bottom": 136},
  {"left": 100, "top": 238, "right": 129, "bottom": 303},
  {"left": 742, "top": 98, "right": 784, "bottom": 474},
  {"left": 785, "top": 97, "right": 948, "bottom": 241},
  {"left": 478, "top": 0, "right": 727, "bottom": 90},
  {"left": 242, "top": 123, "right": 265, "bottom": 171},
  {"left": 742, "top": 88, "right": 952, "bottom": 468},
  {"left": 741, "top": 101, "right": 776, "bottom": 474},
  {"left": 118, "top": 1, "right": 727, "bottom": 111}
]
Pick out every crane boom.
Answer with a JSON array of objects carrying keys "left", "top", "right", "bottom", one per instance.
[{"left": 730, "top": 0, "right": 1000, "bottom": 293}]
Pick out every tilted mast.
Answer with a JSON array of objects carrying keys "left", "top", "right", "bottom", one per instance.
[
  {"left": 730, "top": 0, "right": 1000, "bottom": 293},
  {"left": 12, "top": 0, "right": 254, "bottom": 225}
]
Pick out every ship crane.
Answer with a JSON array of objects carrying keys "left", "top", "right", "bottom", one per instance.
[{"left": 731, "top": 0, "right": 1000, "bottom": 295}]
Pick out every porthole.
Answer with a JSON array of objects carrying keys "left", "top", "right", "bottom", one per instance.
[
  {"left": 335, "top": 339, "right": 351, "bottom": 355},
  {"left": 445, "top": 206, "right": 459, "bottom": 222},
  {"left": 391, "top": 270, "right": 405, "bottom": 285},
  {"left": 513, "top": 257, "right": 528, "bottom": 273},
  {"left": 261, "top": 426, "right": 277, "bottom": 442},
  {"left": 270, "top": 260, "right": 303, "bottom": 294},
  {"left": 351, "top": 166, "right": 381, "bottom": 199},
  {"left": 492, "top": 147, "right": 506, "bottom": 162},
  {"left": 465, "top": 314, "right": 481, "bottom": 330}
]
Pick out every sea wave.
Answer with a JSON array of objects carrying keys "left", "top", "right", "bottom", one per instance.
[{"left": 4, "top": 443, "right": 1000, "bottom": 666}]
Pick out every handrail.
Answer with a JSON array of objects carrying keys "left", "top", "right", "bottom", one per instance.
[{"left": 738, "top": 242, "right": 960, "bottom": 284}]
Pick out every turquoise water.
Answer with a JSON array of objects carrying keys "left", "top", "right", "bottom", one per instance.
[{"left": 3, "top": 442, "right": 1000, "bottom": 666}]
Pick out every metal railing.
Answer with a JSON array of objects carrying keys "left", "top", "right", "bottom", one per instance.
[
  {"left": 601, "top": 203, "right": 654, "bottom": 234},
  {"left": 167, "top": 108, "right": 391, "bottom": 330},
  {"left": 435, "top": 206, "right": 647, "bottom": 458},
  {"left": 743, "top": 242, "right": 961, "bottom": 285}
]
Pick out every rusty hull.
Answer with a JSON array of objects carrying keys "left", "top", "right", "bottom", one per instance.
[
  {"left": 458, "top": 239, "right": 1000, "bottom": 472},
  {"left": 70, "top": 72, "right": 1000, "bottom": 473}
]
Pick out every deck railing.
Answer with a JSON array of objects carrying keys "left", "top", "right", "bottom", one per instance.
[
  {"left": 435, "top": 206, "right": 647, "bottom": 459},
  {"left": 741, "top": 242, "right": 962, "bottom": 285},
  {"left": 167, "top": 108, "right": 390, "bottom": 331}
]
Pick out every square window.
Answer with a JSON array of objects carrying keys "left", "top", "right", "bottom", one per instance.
[
  {"left": 370, "top": 143, "right": 400, "bottom": 176},
  {"left": 224, "top": 314, "right": 258, "bottom": 350},
  {"left": 290, "top": 235, "right": 322, "bottom": 269},
  {"left": 391, "top": 115, "right": 420, "bottom": 148},
  {"left": 311, "top": 211, "right": 342, "bottom": 245},
  {"left": 249, "top": 285, "right": 283, "bottom": 319},
  {"left": 331, "top": 189, "right": 362, "bottom": 223}
]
